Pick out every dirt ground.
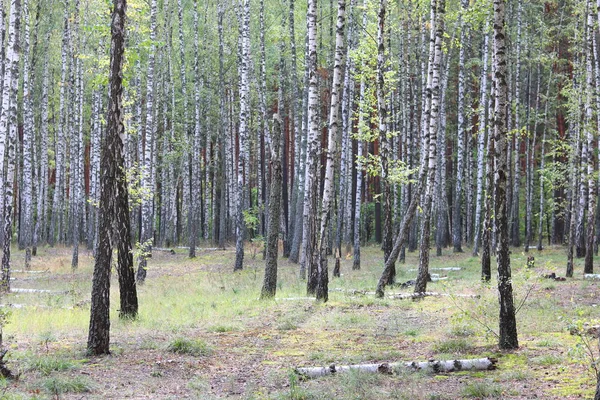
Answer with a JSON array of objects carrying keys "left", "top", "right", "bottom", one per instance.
[{"left": 1, "top": 244, "right": 598, "bottom": 399}]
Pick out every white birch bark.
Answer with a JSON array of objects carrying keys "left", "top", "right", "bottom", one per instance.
[
  {"left": 352, "top": 0, "right": 368, "bottom": 272},
  {"left": 299, "top": 0, "right": 319, "bottom": 283},
  {"left": 314, "top": 0, "right": 346, "bottom": 302},
  {"left": 473, "top": 25, "right": 489, "bottom": 256},
  {"left": 234, "top": 0, "right": 251, "bottom": 271},
  {"left": 453, "top": 0, "right": 469, "bottom": 253},
  {"left": 21, "top": 0, "right": 33, "bottom": 269},
  {"left": 49, "top": 2, "right": 69, "bottom": 246},
  {"left": 33, "top": 38, "right": 50, "bottom": 252},
  {"left": 415, "top": 0, "right": 444, "bottom": 294},
  {"left": 0, "top": 0, "right": 21, "bottom": 290},
  {"left": 137, "top": 0, "right": 158, "bottom": 283}
]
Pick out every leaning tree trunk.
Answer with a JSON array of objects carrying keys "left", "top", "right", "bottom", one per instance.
[
  {"left": 493, "top": 0, "right": 518, "bottom": 350},
  {"left": 88, "top": 0, "right": 126, "bottom": 355},
  {"left": 261, "top": 116, "right": 283, "bottom": 299},
  {"left": 0, "top": 0, "right": 21, "bottom": 292},
  {"left": 414, "top": 0, "right": 445, "bottom": 295}
]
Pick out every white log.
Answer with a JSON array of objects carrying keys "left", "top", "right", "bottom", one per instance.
[
  {"left": 11, "top": 270, "right": 49, "bottom": 274},
  {"left": 584, "top": 274, "right": 600, "bottom": 280},
  {"left": 295, "top": 357, "right": 497, "bottom": 379},
  {"left": 408, "top": 267, "right": 462, "bottom": 272},
  {"left": 10, "top": 288, "right": 68, "bottom": 294},
  {"left": 389, "top": 292, "right": 480, "bottom": 300}
]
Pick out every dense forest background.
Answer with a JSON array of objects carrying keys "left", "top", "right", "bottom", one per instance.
[{"left": 0, "top": 0, "right": 597, "bottom": 316}]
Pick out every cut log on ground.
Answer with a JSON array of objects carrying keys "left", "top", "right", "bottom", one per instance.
[
  {"left": 274, "top": 297, "right": 316, "bottom": 301},
  {"left": 408, "top": 267, "right": 462, "bottom": 272},
  {"left": 389, "top": 292, "right": 480, "bottom": 300},
  {"left": 584, "top": 274, "right": 600, "bottom": 280},
  {"left": 295, "top": 357, "right": 497, "bottom": 379},
  {"left": 10, "top": 288, "right": 69, "bottom": 294},
  {"left": 11, "top": 270, "right": 49, "bottom": 274}
]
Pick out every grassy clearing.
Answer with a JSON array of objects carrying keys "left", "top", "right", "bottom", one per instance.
[{"left": 0, "top": 243, "right": 597, "bottom": 398}]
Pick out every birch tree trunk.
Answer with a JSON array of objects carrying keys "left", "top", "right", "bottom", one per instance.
[
  {"left": 493, "top": 0, "right": 518, "bottom": 350},
  {"left": 473, "top": 25, "right": 489, "bottom": 256},
  {"left": 21, "top": 0, "right": 33, "bottom": 269},
  {"left": 33, "top": 41, "right": 50, "bottom": 254},
  {"left": 414, "top": 0, "right": 445, "bottom": 294},
  {"left": 0, "top": 0, "right": 21, "bottom": 291},
  {"left": 377, "top": 0, "right": 394, "bottom": 283},
  {"left": 234, "top": 0, "right": 251, "bottom": 272},
  {"left": 352, "top": 0, "right": 368, "bottom": 272},
  {"left": 49, "top": 2, "right": 69, "bottom": 247},
  {"left": 453, "top": 0, "right": 469, "bottom": 253},
  {"left": 584, "top": 2, "right": 596, "bottom": 274},
  {"left": 510, "top": 3, "right": 523, "bottom": 248},
  {"left": 314, "top": 0, "right": 346, "bottom": 302},
  {"left": 300, "top": 0, "right": 319, "bottom": 288},
  {"left": 261, "top": 115, "right": 283, "bottom": 299},
  {"left": 137, "top": 0, "right": 157, "bottom": 283},
  {"left": 88, "top": 0, "right": 126, "bottom": 355}
]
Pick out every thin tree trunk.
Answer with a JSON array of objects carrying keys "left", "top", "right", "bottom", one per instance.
[
  {"left": 314, "top": 0, "right": 346, "bottom": 302},
  {"left": 234, "top": 0, "right": 250, "bottom": 271},
  {"left": 0, "top": 0, "right": 21, "bottom": 292},
  {"left": 300, "top": 0, "right": 319, "bottom": 290},
  {"left": 137, "top": 0, "right": 157, "bottom": 283},
  {"left": 493, "top": 0, "right": 518, "bottom": 350},
  {"left": 414, "top": 0, "right": 445, "bottom": 294},
  {"left": 473, "top": 25, "right": 489, "bottom": 256},
  {"left": 453, "top": 0, "right": 469, "bottom": 253}
]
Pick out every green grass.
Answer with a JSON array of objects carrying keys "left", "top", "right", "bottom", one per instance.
[
  {"left": 166, "top": 337, "right": 212, "bottom": 356},
  {"left": 26, "top": 355, "right": 79, "bottom": 376},
  {"left": 41, "top": 376, "right": 93, "bottom": 395},
  {"left": 2, "top": 244, "right": 597, "bottom": 399},
  {"left": 432, "top": 338, "right": 473, "bottom": 354},
  {"left": 461, "top": 381, "right": 503, "bottom": 398}
]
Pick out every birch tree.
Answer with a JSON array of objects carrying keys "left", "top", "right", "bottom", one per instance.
[
  {"left": 0, "top": 0, "right": 21, "bottom": 291},
  {"left": 234, "top": 0, "right": 251, "bottom": 272},
  {"left": 493, "top": 0, "right": 518, "bottom": 350},
  {"left": 88, "top": 0, "right": 128, "bottom": 354},
  {"left": 314, "top": 0, "right": 346, "bottom": 302},
  {"left": 137, "top": 0, "right": 158, "bottom": 283},
  {"left": 414, "top": 0, "right": 445, "bottom": 295}
]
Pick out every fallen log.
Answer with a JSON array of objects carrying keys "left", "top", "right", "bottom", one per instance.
[
  {"left": 584, "top": 274, "right": 600, "bottom": 280},
  {"left": 388, "top": 292, "right": 480, "bottom": 300},
  {"left": 295, "top": 357, "right": 497, "bottom": 379},
  {"left": 330, "top": 288, "right": 372, "bottom": 295},
  {"left": 274, "top": 297, "right": 315, "bottom": 301},
  {"left": 408, "top": 267, "right": 462, "bottom": 272},
  {"left": 11, "top": 270, "right": 49, "bottom": 274},
  {"left": 10, "top": 288, "right": 69, "bottom": 294}
]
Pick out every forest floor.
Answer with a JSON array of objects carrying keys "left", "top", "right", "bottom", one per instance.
[{"left": 0, "top": 242, "right": 598, "bottom": 399}]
